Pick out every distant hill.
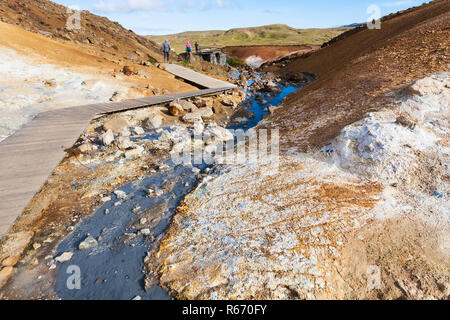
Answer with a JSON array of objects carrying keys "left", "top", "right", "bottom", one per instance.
[{"left": 147, "top": 24, "right": 352, "bottom": 53}]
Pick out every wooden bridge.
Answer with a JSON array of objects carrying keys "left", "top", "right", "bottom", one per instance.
[{"left": 0, "top": 64, "right": 235, "bottom": 238}]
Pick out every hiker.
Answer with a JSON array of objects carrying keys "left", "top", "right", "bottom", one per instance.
[
  {"left": 162, "top": 39, "right": 171, "bottom": 63},
  {"left": 195, "top": 42, "right": 199, "bottom": 54},
  {"left": 185, "top": 41, "right": 192, "bottom": 62}
]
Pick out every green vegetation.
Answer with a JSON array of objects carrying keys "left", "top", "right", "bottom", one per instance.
[
  {"left": 147, "top": 24, "right": 352, "bottom": 53},
  {"left": 147, "top": 56, "right": 158, "bottom": 65},
  {"left": 226, "top": 57, "right": 246, "bottom": 68},
  {"left": 112, "top": 45, "right": 118, "bottom": 51}
]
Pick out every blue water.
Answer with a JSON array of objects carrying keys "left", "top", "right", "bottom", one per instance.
[{"left": 228, "top": 84, "right": 301, "bottom": 130}]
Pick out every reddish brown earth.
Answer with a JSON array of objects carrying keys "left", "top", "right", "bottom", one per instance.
[
  {"left": 0, "top": 0, "right": 163, "bottom": 61},
  {"left": 224, "top": 45, "right": 319, "bottom": 63},
  {"left": 262, "top": 0, "right": 449, "bottom": 152}
]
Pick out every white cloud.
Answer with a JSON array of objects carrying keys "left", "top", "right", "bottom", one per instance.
[
  {"left": 381, "top": 0, "right": 418, "bottom": 7},
  {"left": 93, "top": 0, "right": 167, "bottom": 13}
]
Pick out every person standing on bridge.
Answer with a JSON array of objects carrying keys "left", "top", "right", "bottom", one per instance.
[
  {"left": 162, "top": 39, "right": 171, "bottom": 63},
  {"left": 185, "top": 41, "right": 192, "bottom": 62}
]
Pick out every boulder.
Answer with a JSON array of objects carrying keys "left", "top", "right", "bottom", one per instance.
[
  {"left": 221, "top": 99, "right": 235, "bottom": 107},
  {"left": 409, "top": 78, "right": 442, "bottom": 96},
  {"left": 122, "top": 66, "right": 135, "bottom": 76},
  {"left": 146, "top": 114, "right": 163, "bottom": 129},
  {"left": 125, "top": 145, "right": 145, "bottom": 159},
  {"left": 175, "top": 99, "right": 198, "bottom": 112},
  {"left": 102, "top": 129, "right": 115, "bottom": 146},
  {"left": 205, "top": 125, "right": 234, "bottom": 142},
  {"left": 152, "top": 88, "right": 160, "bottom": 96},
  {"left": 195, "top": 97, "right": 213, "bottom": 108},
  {"left": 103, "top": 118, "right": 129, "bottom": 134},
  {"left": 168, "top": 102, "right": 186, "bottom": 117},
  {"left": 118, "top": 136, "right": 133, "bottom": 150},
  {"left": 55, "top": 252, "right": 73, "bottom": 263},
  {"left": 133, "top": 126, "right": 145, "bottom": 135},
  {"left": 78, "top": 235, "right": 98, "bottom": 251},
  {"left": 182, "top": 113, "right": 203, "bottom": 124},
  {"left": 197, "top": 107, "right": 214, "bottom": 120}
]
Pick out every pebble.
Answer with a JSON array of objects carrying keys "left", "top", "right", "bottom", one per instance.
[
  {"left": 55, "top": 252, "right": 73, "bottom": 263},
  {"left": 78, "top": 235, "right": 98, "bottom": 250},
  {"left": 114, "top": 190, "right": 127, "bottom": 200}
]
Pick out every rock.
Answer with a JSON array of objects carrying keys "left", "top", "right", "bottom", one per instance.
[
  {"left": 173, "top": 99, "right": 198, "bottom": 112},
  {"left": 110, "top": 90, "right": 128, "bottom": 102},
  {"left": 43, "top": 79, "right": 57, "bottom": 88},
  {"left": 396, "top": 116, "right": 416, "bottom": 130},
  {"left": 197, "top": 108, "right": 214, "bottom": 120},
  {"left": 182, "top": 113, "right": 203, "bottom": 124},
  {"left": 140, "top": 229, "right": 151, "bottom": 236},
  {"left": 204, "top": 125, "right": 234, "bottom": 142},
  {"left": 221, "top": 99, "right": 235, "bottom": 107},
  {"left": 152, "top": 88, "right": 160, "bottom": 96},
  {"left": 125, "top": 145, "right": 145, "bottom": 159},
  {"left": 103, "top": 118, "right": 129, "bottom": 134},
  {"left": 127, "top": 54, "right": 139, "bottom": 61},
  {"left": 55, "top": 252, "right": 73, "bottom": 263},
  {"left": 409, "top": 78, "right": 442, "bottom": 96},
  {"left": 168, "top": 102, "right": 186, "bottom": 117},
  {"left": 137, "top": 70, "right": 152, "bottom": 79},
  {"left": 114, "top": 190, "right": 127, "bottom": 200},
  {"left": 38, "top": 30, "right": 52, "bottom": 36},
  {"left": 78, "top": 235, "right": 98, "bottom": 250},
  {"left": 122, "top": 66, "right": 135, "bottom": 76},
  {"left": 78, "top": 143, "right": 96, "bottom": 153},
  {"left": 140, "top": 218, "right": 148, "bottom": 225},
  {"left": 195, "top": 97, "right": 213, "bottom": 108},
  {"left": 133, "top": 126, "right": 145, "bottom": 135},
  {"left": 118, "top": 136, "right": 133, "bottom": 150},
  {"left": 146, "top": 114, "right": 163, "bottom": 129},
  {"left": 102, "top": 129, "right": 115, "bottom": 146},
  {"left": 162, "top": 88, "right": 170, "bottom": 95},
  {"left": 120, "top": 127, "right": 131, "bottom": 137}
]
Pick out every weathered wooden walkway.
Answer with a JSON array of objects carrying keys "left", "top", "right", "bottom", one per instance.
[
  {"left": 162, "top": 63, "right": 235, "bottom": 89},
  {"left": 0, "top": 64, "right": 235, "bottom": 238}
]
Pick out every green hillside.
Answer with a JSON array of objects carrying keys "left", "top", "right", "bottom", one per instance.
[{"left": 147, "top": 24, "right": 352, "bottom": 53}]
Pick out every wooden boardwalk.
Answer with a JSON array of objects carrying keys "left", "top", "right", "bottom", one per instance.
[
  {"left": 0, "top": 65, "right": 235, "bottom": 238},
  {"left": 162, "top": 63, "right": 236, "bottom": 89}
]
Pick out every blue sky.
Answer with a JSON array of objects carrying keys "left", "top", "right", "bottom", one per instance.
[{"left": 53, "top": 0, "right": 423, "bottom": 35}]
